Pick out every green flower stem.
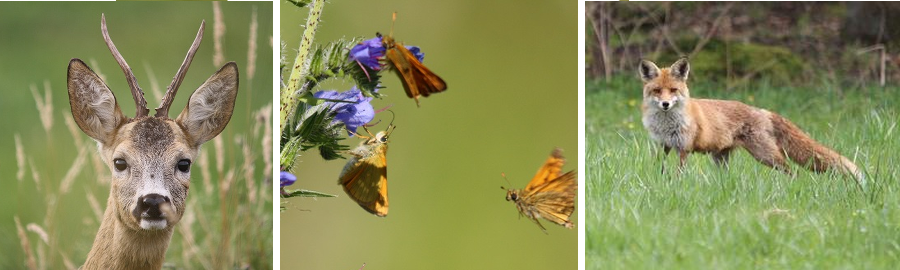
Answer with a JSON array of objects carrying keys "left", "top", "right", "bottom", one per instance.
[{"left": 280, "top": 0, "right": 325, "bottom": 131}]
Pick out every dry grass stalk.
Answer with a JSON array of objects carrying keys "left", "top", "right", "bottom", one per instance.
[
  {"left": 143, "top": 62, "right": 164, "bottom": 102},
  {"left": 259, "top": 104, "right": 273, "bottom": 180},
  {"left": 26, "top": 223, "right": 49, "bottom": 244},
  {"left": 215, "top": 135, "right": 225, "bottom": 174},
  {"left": 178, "top": 201, "right": 212, "bottom": 269},
  {"left": 59, "top": 252, "right": 75, "bottom": 270},
  {"left": 29, "top": 157, "right": 41, "bottom": 190},
  {"left": 220, "top": 169, "right": 236, "bottom": 198},
  {"left": 199, "top": 147, "right": 213, "bottom": 196},
  {"left": 16, "top": 134, "right": 25, "bottom": 181},
  {"left": 15, "top": 216, "right": 38, "bottom": 270},
  {"left": 215, "top": 168, "right": 236, "bottom": 270},
  {"left": 30, "top": 83, "right": 53, "bottom": 134},
  {"left": 62, "top": 113, "right": 85, "bottom": 152},
  {"left": 241, "top": 135, "right": 257, "bottom": 204},
  {"left": 86, "top": 190, "right": 104, "bottom": 223},
  {"left": 246, "top": 6, "right": 258, "bottom": 80},
  {"left": 212, "top": 2, "right": 226, "bottom": 67},
  {"left": 58, "top": 147, "right": 87, "bottom": 195},
  {"left": 36, "top": 242, "right": 47, "bottom": 270},
  {"left": 88, "top": 59, "right": 106, "bottom": 82}
]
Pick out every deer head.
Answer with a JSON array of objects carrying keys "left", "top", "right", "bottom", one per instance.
[{"left": 68, "top": 14, "right": 238, "bottom": 269}]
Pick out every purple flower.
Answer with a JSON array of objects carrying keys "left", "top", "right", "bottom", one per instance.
[
  {"left": 405, "top": 46, "right": 425, "bottom": 62},
  {"left": 280, "top": 171, "right": 297, "bottom": 187},
  {"left": 349, "top": 37, "right": 385, "bottom": 70},
  {"left": 313, "top": 87, "right": 375, "bottom": 136}
]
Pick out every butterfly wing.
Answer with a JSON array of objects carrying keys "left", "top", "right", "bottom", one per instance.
[
  {"left": 398, "top": 44, "right": 447, "bottom": 97},
  {"left": 384, "top": 45, "right": 419, "bottom": 98},
  {"left": 509, "top": 189, "right": 550, "bottom": 233},
  {"left": 383, "top": 38, "right": 447, "bottom": 106},
  {"left": 519, "top": 171, "right": 577, "bottom": 229},
  {"left": 339, "top": 143, "right": 389, "bottom": 217},
  {"left": 524, "top": 148, "right": 566, "bottom": 193}
]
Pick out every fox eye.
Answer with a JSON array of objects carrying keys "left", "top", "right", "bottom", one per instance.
[
  {"left": 670, "top": 88, "right": 679, "bottom": 92},
  {"left": 652, "top": 88, "right": 661, "bottom": 94}
]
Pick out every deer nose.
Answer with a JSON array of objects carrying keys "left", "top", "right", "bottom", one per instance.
[{"left": 134, "top": 193, "right": 170, "bottom": 220}]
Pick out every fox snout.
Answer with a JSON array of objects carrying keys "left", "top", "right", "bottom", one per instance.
[
  {"left": 655, "top": 96, "right": 678, "bottom": 111},
  {"left": 660, "top": 100, "right": 673, "bottom": 110}
]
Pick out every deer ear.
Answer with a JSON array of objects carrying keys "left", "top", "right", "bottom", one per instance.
[
  {"left": 67, "top": 58, "right": 127, "bottom": 145},
  {"left": 176, "top": 62, "right": 238, "bottom": 147}
]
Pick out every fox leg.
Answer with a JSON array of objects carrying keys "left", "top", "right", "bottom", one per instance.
[
  {"left": 659, "top": 145, "right": 672, "bottom": 174},
  {"left": 678, "top": 149, "right": 688, "bottom": 172},
  {"left": 712, "top": 148, "right": 733, "bottom": 168},
  {"left": 743, "top": 136, "right": 791, "bottom": 174}
]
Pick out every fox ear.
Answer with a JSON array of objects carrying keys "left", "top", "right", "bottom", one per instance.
[
  {"left": 639, "top": 60, "right": 660, "bottom": 82},
  {"left": 669, "top": 58, "right": 690, "bottom": 81}
]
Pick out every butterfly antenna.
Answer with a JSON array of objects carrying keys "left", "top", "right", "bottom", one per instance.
[
  {"left": 362, "top": 106, "right": 395, "bottom": 128},
  {"left": 500, "top": 172, "right": 512, "bottom": 190},
  {"left": 387, "top": 110, "right": 396, "bottom": 127},
  {"left": 363, "top": 119, "right": 382, "bottom": 127},
  {"left": 384, "top": 110, "right": 397, "bottom": 135},
  {"left": 390, "top": 12, "right": 397, "bottom": 37}
]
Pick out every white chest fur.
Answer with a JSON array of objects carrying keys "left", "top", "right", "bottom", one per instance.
[{"left": 642, "top": 107, "right": 691, "bottom": 150}]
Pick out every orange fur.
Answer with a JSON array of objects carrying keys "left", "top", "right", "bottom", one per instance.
[{"left": 639, "top": 58, "right": 863, "bottom": 181}]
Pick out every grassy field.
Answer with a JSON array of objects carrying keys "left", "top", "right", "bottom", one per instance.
[{"left": 585, "top": 76, "right": 900, "bottom": 269}]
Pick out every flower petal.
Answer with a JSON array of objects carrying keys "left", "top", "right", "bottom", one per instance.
[
  {"left": 405, "top": 46, "right": 425, "bottom": 62},
  {"left": 349, "top": 37, "right": 385, "bottom": 70},
  {"left": 280, "top": 171, "right": 297, "bottom": 187}
]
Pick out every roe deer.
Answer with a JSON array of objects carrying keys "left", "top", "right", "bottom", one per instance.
[{"left": 67, "top": 14, "right": 238, "bottom": 269}]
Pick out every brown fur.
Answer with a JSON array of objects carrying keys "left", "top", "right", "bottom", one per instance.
[{"left": 639, "top": 58, "right": 863, "bottom": 181}]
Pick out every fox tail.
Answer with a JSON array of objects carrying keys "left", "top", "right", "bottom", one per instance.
[{"left": 770, "top": 113, "right": 865, "bottom": 182}]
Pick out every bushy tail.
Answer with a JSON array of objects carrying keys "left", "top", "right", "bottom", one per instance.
[{"left": 770, "top": 113, "right": 864, "bottom": 181}]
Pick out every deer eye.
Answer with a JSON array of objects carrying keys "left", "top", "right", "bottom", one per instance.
[
  {"left": 176, "top": 159, "right": 191, "bottom": 173},
  {"left": 113, "top": 159, "right": 128, "bottom": 172}
]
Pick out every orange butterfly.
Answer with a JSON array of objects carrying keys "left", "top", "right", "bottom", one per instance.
[
  {"left": 381, "top": 12, "right": 447, "bottom": 107},
  {"left": 503, "top": 148, "right": 577, "bottom": 233},
  {"left": 338, "top": 124, "right": 396, "bottom": 217}
]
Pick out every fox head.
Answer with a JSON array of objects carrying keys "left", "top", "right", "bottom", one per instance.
[{"left": 639, "top": 58, "right": 690, "bottom": 112}]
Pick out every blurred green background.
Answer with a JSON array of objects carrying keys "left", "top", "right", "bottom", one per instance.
[
  {"left": 280, "top": 0, "right": 577, "bottom": 269},
  {"left": 1, "top": 2, "right": 273, "bottom": 268}
]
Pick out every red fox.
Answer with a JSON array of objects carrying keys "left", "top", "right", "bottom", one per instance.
[{"left": 639, "top": 58, "right": 863, "bottom": 181}]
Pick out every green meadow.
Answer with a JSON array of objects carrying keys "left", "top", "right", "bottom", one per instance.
[{"left": 586, "top": 76, "right": 900, "bottom": 269}]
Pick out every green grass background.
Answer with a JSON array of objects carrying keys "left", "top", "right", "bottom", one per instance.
[
  {"left": 1, "top": 2, "right": 273, "bottom": 268},
  {"left": 280, "top": 0, "right": 577, "bottom": 269},
  {"left": 586, "top": 76, "right": 900, "bottom": 269}
]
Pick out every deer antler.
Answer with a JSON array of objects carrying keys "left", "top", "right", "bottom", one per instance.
[
  {"left": 155, "top": 20, "right": 205, "bottom": 117},
  {"left": 102, "top": 14, "right": 149, "bottom": 118}
]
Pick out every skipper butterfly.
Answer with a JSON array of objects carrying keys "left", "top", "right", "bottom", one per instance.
[
  {"left": 339, "top": 124, "right": 396, "bottom": 216},
  {"left": 381, "top": 13, "right": 447, "bottom": 107},
  {"left": 503, "top": 148, "right": 577, "bottom": 233}
]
